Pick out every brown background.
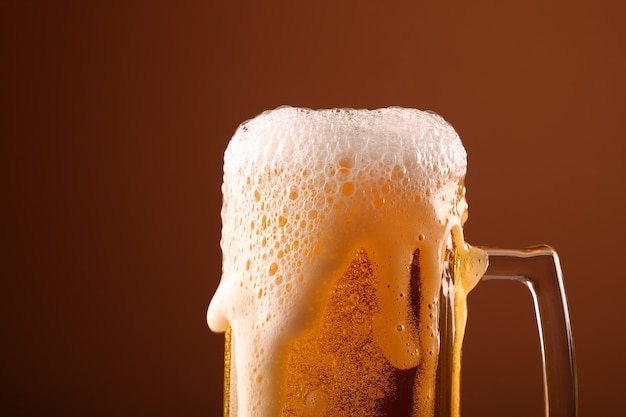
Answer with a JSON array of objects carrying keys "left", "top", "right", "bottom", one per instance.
[{"left": 2, "top": 1, "right": 624, "bottom": 416}]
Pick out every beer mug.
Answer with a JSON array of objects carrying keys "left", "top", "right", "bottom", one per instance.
[{"left": 207, "top": 107, "right": 577, "bottom": 417}]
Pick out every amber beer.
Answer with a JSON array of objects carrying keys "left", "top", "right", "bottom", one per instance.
[{"left": 208, "top": 107, "right": 488, "bottom": 417}]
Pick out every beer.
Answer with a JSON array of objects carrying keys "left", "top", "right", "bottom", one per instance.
[{"left": 208, "top": 107, "right": 487, "bottom": 416}]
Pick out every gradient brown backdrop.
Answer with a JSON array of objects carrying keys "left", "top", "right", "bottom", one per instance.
[{"left": 2, "top": 1, "right": 624, "bottom": 416}]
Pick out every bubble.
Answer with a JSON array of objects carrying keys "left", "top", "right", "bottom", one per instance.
[
  {"left": 341, "top": 181, "right": 355, "bottom": 196},
  {"left": 324, "top": 180, "right": 337, "bottom": 194},
  {"left": 305, "top": 389, "right": 327, "bottom": 416},
  {"left": 392, "top": 165, "right": 405, "bottom": 179},
  {"left": 338, "top": 157, "right": 353, "bottom": 172}
]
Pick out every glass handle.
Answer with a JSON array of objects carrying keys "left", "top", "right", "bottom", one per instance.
[{"left": 480, "top": 245, "right": 578, "bottom": 417}]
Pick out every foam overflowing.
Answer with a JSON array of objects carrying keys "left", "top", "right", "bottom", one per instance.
[{"left": 208, "top": 106, "right": 482, "bottom": 417}]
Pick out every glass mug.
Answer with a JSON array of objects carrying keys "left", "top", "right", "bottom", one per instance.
[{"left": 207, "top": 107, "right": 577, "bottom": 417}]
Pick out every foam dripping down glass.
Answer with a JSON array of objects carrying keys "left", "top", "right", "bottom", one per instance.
[{"left": 207, "top": 107, "right": 577, "bottom": 417}]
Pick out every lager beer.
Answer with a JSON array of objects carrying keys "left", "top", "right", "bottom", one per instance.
[{"left": 208, "top": 107, "right": 488, "bottom": 416}]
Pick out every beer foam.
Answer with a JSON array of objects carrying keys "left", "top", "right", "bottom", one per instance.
[{"left": 208, "top": 106, "right": 474, "bottom": 416}]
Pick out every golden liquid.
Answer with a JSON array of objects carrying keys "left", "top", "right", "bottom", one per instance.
[
  {"left": 223, "top": 236, "right": 486, "bottom": 417},
  {"left": 284, "top": 249, "right": 423, "bottom": 416}
]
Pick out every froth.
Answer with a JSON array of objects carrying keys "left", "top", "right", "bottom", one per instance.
[
  {"left": 225, "top": 106, "right": 466, "bottom": 195},
  {"left": 208, "top": 106, "right": 472, "bottom": 416}
]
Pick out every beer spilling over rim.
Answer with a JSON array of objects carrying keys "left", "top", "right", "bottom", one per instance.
[{"left": 208, "top": 106, "right": 488, "bottom": 417}]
